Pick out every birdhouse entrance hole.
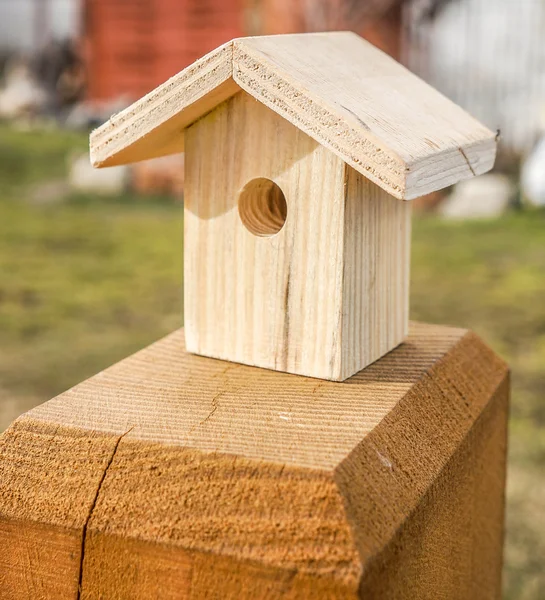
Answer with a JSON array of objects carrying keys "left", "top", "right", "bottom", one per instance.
[{"left": 237, "top": 178, "right": 287, "bottom": 237}]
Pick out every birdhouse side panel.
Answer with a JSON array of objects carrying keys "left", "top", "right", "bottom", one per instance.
[
  {"left": 184, "top": 91, "right": 347, "bottom": 379},
  {"left": 341, "top": 167, "right": 411, "bottom": 379}
]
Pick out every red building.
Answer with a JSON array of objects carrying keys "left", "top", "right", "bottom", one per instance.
[
  {"left": 83, "top": 0, "right": 405, "bottom": 103},
  {"left": 84, "top": 0, "right": 244, "bottom": 101}
]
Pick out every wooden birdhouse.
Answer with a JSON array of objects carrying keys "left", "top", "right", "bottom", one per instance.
[{"left": 90, "top": 32, "right": 497, "bottom": 380}]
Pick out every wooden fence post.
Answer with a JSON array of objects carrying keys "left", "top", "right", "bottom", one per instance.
[
  {"left": 0, "top": 323, "right": 508, "bottom": 598},
  {"left": 0, "top": 32, "right": 507, "bottom": 599}
]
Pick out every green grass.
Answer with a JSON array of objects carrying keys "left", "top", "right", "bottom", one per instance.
[
  {"left": 0, "top": 124, "right": 183, "bottom": 421},
  {"left": 0, "top": 124, "right": 88, "bottom": 194},
  {"left": 0, "top": 124, "right": 544, "bottom": 598},
  {"left": 0, "top": 197, "right": 183, "bottom": 402}
]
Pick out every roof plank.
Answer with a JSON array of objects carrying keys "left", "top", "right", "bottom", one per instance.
[
  {"left": 90, "top": 32, "right": 496, "bottom": 199},
  {"left": 90, "top": 41, "right": 236, "bottom": 168},
  {"left": 233, "top": 32, "right": 496, "bottom": 199}
]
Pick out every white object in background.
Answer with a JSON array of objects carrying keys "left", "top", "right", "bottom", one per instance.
[
  {"left": 440, "top": 174, "right": 513, "bottom": 219},
  {"left": 68, "top": 153, "right": 128, "bottom": 196},
  {"left": 521, "top": 136, "right": 545, "bottom": 207},
  {"left": 0, "top": 62, "right": 46, "bottom": 118}
]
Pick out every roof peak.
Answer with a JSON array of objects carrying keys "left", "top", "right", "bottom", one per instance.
[{"left": 90, "top": 32, "right": 496, "bottom": 200}]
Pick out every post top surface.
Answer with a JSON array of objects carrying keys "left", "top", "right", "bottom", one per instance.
[
  {"left": 21, "top": 322, "right": 484, "bottom": 471},
  {"left": 0, "top": 322, "right": 509, "bottom": 596}
]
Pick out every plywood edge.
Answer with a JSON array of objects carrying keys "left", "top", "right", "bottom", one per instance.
[
  {"left": 404, "top": 135, "right": 498, "bottom": 200},
  {"left": 90, "top": 41, "right": 237, "bottom": 167},
  {"left": 232, "top": 37, "right": 408, "bottom": 200},
  {"left": 334, "top": 329, "right": 509, "bottom": 568},
  {"left": 232, "top": 33, "right": 498, "bottom": 200}
]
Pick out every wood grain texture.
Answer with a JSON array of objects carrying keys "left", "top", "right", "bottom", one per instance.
[
  {"left": 233, "top": 33, "right": 496, "bottom": 200},
  {"left": 0, "top": 422, "right": 124, "bottom": 598},
  {"left": 341, "top": 167, "right": 411, "bottom": 377},
  {"left": 184, "top": 90, "right": 410, "bottom": 380},
  {"left": 90, "top": 32, "right": 496, "bottom": 199},
  {"left": 0, "top": 323, "right": 509, "bottom": 598},
  {"left": 184, "top": 90, "right": 348, "bottom": 379}
]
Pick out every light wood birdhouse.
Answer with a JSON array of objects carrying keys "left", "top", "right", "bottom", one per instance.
[{"left": 91, "top": 32, "right": 497, "bottom": 380}]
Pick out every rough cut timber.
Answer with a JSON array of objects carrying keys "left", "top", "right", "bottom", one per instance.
[
  {"left": 0, "top": 323, "right": 509, "bottom": 599},
  {"left": 90, "top": 32, "right": 497, "bottom": 200},
  {"left": 184, "top": 91, "right": 410, "bottom": 380}
]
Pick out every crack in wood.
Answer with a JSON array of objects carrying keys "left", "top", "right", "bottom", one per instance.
[
  {"left": 77, "top": 425, "right": 135, "bottom": 598},
  {"left": 340, "top": 104, "right": 371, "bottom": 131},
  {"left": 199, "top": 391, "right": 224, "bottom": 426},
  {"left": 458, "top": 147, "right": 476, "bottom": 176},
  {"left": 281, "top": 268, "right": 291, "bottom": 370}
]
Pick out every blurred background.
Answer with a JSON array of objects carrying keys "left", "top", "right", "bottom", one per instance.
[{"left": 0, "top": 0, "right": 544, "bottom": 597}]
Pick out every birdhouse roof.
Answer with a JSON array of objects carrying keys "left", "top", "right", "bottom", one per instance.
[{"left": 90, "top": 32, "right": 496, "bottom": 200}]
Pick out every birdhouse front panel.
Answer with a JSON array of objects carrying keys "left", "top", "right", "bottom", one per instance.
[
  {"left": 184, "top": 91, "right": 346, "bottom": 379},
  {"left": 184, "top": 90, "right": 410, "bottom": 380}
]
